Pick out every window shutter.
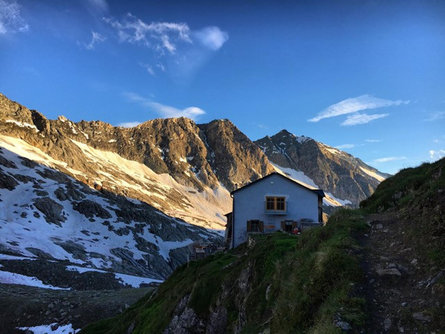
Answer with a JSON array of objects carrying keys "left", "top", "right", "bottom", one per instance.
[
  {"left": 259, "top": 221, "right": 264, "bottom": 232},
  {"left": 247, "top": 220, "right": 252, "bottom": 232},
  {"left": 281, "top": 221, "right": 285, "bottom": 231}
]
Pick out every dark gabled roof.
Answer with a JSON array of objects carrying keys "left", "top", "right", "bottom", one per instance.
[{"left": 230, "top": 172, "right": 325, "bottom": 198}]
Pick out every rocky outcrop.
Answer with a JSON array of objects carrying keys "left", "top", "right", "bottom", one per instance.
[
  {"left": 199, "top": 120, "right": 274, "bottom": 191},
  {"left": 33, "top": 197, "right": 66, "bottom": 225}
]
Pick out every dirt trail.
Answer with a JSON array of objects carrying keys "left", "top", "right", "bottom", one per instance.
[{"left": 362, "top": 213, "right": 444, "bottom": 333}]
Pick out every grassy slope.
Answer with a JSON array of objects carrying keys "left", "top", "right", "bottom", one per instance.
[
  {"left": 82, "top": 209, "right": 367, "bottom": 334},
  {"left": 82, "top": 158, "right": 444, "bottom": 333},
  {"left": 360, "top": 157, "right": 445, "bottom": 268}
]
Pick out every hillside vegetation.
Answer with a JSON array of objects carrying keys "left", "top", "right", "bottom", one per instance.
[
  {"left": 82, "top": 158, "right": 445, "bottom": 333},
  {"left": 82, "top": 210, "right": 368, "bottom": 333},
  {"left": 361, "top": 157, "right": 445, "bottom": 268}
]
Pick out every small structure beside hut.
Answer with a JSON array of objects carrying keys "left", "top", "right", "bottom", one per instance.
[
  {"left": 188, "top": 241, "right": 225, "bottom": 261},
  {"left": 225, "top": 172, "right": 325, "bottom": 248}
]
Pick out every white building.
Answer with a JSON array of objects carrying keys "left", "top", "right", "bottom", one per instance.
[{"left": 226, "top": 172, "right": 324, "bottom": 248}]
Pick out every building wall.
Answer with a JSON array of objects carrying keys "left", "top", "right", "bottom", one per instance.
[{"left": 232, "top": 174, "right": 319, "bottom": 248}]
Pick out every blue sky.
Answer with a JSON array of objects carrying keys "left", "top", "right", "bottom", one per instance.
[{"left": 1, "top": 0, "right": 444, "bottom": 174}]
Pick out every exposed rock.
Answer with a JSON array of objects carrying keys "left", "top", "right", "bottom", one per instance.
[
  {"left": 376, "top": 268, "right": 402, "bottom": 277},
  {"left": 33, "top": 197, "right": 65, "bottom": 224},
  {"left": 0, "top": 154, "right": 17, "bottom": 168},
  {"left": 164, "top": 295, "right": 205, "bottom": 334},
  {"left": 335, "top": 320, "right": 351, "bottom": 331},
  {"left": 383, "top": 318, "right": 392, "bottom": 331},
  {"left": 0, "top": 171, "right": 18, "bottom": 190},
  {"left": 72, "top": 200, "right": 111, "bottom": 219},
  {"left": 19, "top": 157, "right": 38, "bottom": 168},
  {"left": 412, "top": 312, "right": 432, "bottom": 322}
]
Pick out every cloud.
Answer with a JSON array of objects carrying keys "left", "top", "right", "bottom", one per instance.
[
  {"left": 309, "top": 95, "right": 409, "bottom": 123},
  {"left": 150, "top": 102, "right": 205, "bottom": 119},
  {"left": 123, "top": 92, "right": 206, "bottom": 120},
  {"left": 257, "top": 123, "right": 268, "bottom": 129},
  {"left": 424, "top": 111, "right": 445, "bottom": 122},
  {"left": 117, "top": 121, "right": 141, "bottom": 128},
  {"left": 84, "top": 31, "right": 106, "bottom": 50},
  {"left": 87, "top": 0, "right": 108, "bottom": 13},
  {"left": 104, "top": 14, "right": 228, "bottom": 81},
  {"left": 335, "top": 144, "right": 355, "bottom": 149},
  {"left": 139, "top": 63, "right": 155, "bottom": 76},
  {"left": 429, "top": 149, "right": 445, "bottom": 160},
  {"left": 104, "top": 13, "right": 191, "bottom": 54},
  {"left": 341, "top": 113, "right": 389, "bottom": 126},
  {"left": 194, "top": 26, "right": 228, "bottom": 50},
  {"left": 373, "top": 156, "right": 407, "bottom": 163},
  {"left": 0, "top": 0, "right": 28, "bottom": 35},
  {"left": 365, "top": 139, "right": 381, "bottom": 143}
]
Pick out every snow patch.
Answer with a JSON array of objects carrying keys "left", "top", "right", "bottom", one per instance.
[
  {"left": 359, "top": 166, "right": 386, "bottom": 182},
  {"left": 18, "top": 323, "right": 80, "bottom": 334},
  {"left": 115, "top": 273, "right": 163, "bottom": 287},
  {"left": 66, "top": 265, "right": 163, "bottom": 287},
  {"left": 5, "top": 120, "right": 38, "bottom": 131},
  {"left": 271, "top": 163, "right": 318, "bottom": 188},
  {"left": 0, "top": 271, "right": 70, "bottom": 290}
]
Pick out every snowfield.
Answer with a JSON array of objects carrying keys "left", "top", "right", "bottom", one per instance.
[
  {"left": 0, "top": 135, "right": 221, "bottom": 282},
  {"left": 0, "top": 271, "right": 70, "bottom": 290}
]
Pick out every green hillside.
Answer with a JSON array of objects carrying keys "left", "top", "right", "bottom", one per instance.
[
  {"left": 82, "top": 158, "right": 445, "bottom": 333},
  {"left": 82, "top": 209, "right": 368, "bottom": 333},
  {"left": 361, "top": 157, "right": 445, "bottom": 267}
]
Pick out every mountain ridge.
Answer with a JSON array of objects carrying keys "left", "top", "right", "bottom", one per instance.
[{"left": 0, "top": 92, "right": 387, "bottom": 210}]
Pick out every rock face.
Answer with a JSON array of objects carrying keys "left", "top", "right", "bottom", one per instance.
[
  {"left": 0, "top": 93, "right": 279, "bottom": 229},
  {"left": 255, "top": 130, "right": 390, "bottom": 206}
]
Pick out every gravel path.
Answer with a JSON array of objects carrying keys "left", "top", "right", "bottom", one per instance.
[{"left": 362, "top": 213, "right": 444, "bottom": 333}]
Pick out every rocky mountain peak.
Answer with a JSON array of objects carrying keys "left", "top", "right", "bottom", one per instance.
[{"left": 255, "top": 130, "right": 389, "bottom": 206}]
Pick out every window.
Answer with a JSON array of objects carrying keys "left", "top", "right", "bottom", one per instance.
[
  {"left": 265, "top": 196, "right": 286, "bottom": 212},
  {"left": 247, "top": 220, "right": 264, "bottom": 233}
]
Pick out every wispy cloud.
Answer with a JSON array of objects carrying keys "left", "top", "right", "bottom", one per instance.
[
  {"left": 86, "top": 0, "right": 108, "bottom": 14},
  {"left": 139, "top": 63, "right": 155, "bottom": 76},
  {"left": 117, "top": 121, "right": 141, "bottom": 128},
  {"left": 308, "top": 95, "right": 409, "bottom": 123},
  {"left": 373, "top": 156, "right": 407, "bottom": 163},
  {"left": 104, "top": 14, "right": 228, "bottom": 80},
  {"left": 429, "top": 149, "right": 445, "bottom": 161},
  {"left": 341, "top": 113, "right": 389, "bottom": 126},
  {"left": 256, "top": 123, "right": 268, "bottom": 129},
  {"left": 424, "top": 111, "right": 445, "bottom": 122},
  {"left": 84, "top": 31, "right": 106, "bottom": 50},
  {"left": 365, "top": 139, "right": 382, "bottom": 143},
  {"left": 335, "top": 144, "right": 355, "bottom": 149},
  {"left": 104, "top": 13, "right": 192, "bottom": 54},
  {"left": 0, "top": 0, "right": 28, "bottom": 35},
  {"left": 123, "top": 92, "right": 206, "bottom": 120}
]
